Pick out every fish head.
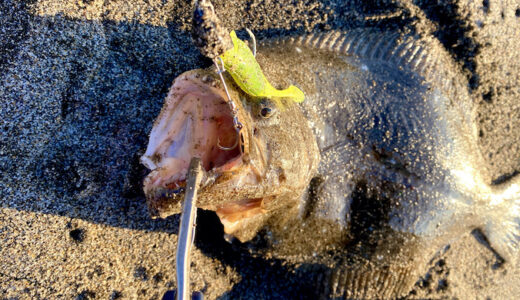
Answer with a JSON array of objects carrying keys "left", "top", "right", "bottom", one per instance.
[{"left": 141, "top": 68, "right": 319, "bottom": 240}]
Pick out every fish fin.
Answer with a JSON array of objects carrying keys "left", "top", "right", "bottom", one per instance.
[
  {"left": 277, "top": 29, "right": 468, "bottom": 98},
  {"left": 215, "top": 198, "right": 270, "bottom": 242},
  {"left": 276, "top": 29, "right": 477, "bottom": 135},
  {"left": 286, "top": 29, "right": 439, "bottom": 75},
  {"left": 483, "top": 175, "right": 520, "bottom": 263},
  {"left": 313, "top": 260, "right": 418, "bottom": 299}
]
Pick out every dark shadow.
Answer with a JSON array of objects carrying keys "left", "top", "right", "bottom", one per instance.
[
  {"left": 411, "top": 0, "right": 481, "bottom": 90},
  {"left": 471, "top": 229, "right": 505, "bottom": 269},
  {"left": 1, "top": 13, "right": 207, "bottom": 233},
  {"left": 195, "top": 210, "right": 323, "bottom": 299},
  {"left": 0, "top": 1, "right": 32, "bottom": 74}
]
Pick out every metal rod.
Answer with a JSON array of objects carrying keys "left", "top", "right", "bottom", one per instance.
[{"left": 176, "top": 158, "right": 203, "bottom": 300}]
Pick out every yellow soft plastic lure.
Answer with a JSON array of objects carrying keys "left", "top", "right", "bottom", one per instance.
[{"left": 220, "top": 31, "right": 305, "bottom": 107}]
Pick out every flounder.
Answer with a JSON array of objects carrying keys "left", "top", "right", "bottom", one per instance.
[{"left": 141, "top": 29, "right": 520, "bottom": 298}]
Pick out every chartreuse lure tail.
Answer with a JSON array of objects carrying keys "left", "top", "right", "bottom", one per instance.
[{"left": 219, "top": 31, "right": 304, "bottom": 107}]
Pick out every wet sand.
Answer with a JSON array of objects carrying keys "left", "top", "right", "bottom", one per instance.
[{"left": 1, "top": 0, "right": 519, "bottom": 299}]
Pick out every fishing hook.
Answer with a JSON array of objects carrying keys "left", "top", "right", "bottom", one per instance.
[
  {"left": 214, "top": 57, "right": 242, "bottom": 151},
  {"left": 245, "top": 28, "right": 256, "bottom": 57}
]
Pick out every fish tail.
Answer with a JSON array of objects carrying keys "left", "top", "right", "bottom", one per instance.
[{"left": 483, "top": 174, "right": 520, "bottom": 263}]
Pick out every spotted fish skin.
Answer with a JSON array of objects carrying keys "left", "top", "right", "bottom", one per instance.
[{"left": 245, "top": 29, "right": 520, "bottom": 298}]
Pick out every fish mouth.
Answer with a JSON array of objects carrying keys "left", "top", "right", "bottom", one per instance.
[{"left": 141, "top": 70, "right": 248, "bottom": 217}]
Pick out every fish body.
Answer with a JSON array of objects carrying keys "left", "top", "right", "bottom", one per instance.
[{"left": 142, "top": 29, "right": 520, "bottom": 298}]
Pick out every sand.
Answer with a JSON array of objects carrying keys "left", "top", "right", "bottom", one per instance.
[{"left": 1, "top": 0, "right": 519, "bottom": 299}]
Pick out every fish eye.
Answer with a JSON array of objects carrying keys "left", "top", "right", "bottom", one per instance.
[
  {"left": 258, "top": 99, "right": 276, "bottom": 119},
  {"left": 260, "top": 107, "right": 272, "bottom": 118}
]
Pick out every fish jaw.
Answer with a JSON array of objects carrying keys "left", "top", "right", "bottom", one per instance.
[
  {"left": 141, "top": 69, "right": 251, "bottom": 218},
  {"left": 209, "top": 102, "right": 321, "bottom": 240},
  {"left": 141, "top": 68, "right": 320, "bottom": 241}
]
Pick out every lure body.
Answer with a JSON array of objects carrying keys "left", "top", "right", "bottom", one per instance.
[{"left": 220, "top": 31, "right": 305, "bottom": 105}]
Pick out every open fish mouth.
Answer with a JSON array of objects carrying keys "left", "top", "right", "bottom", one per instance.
[{"left": 141, "top": 70, "right": 248, "bottom": 217}]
